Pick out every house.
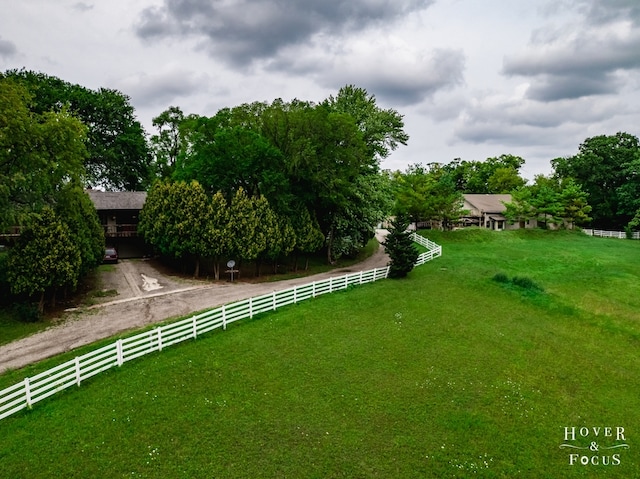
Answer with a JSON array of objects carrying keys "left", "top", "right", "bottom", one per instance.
[
  {"left": 86, "top": 190, "right": 148, "bottom": 258},
  {"left": 461, "top": 194, "right": 525, "bottom": 231}
]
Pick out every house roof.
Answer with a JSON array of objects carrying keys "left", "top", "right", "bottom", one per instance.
[
  {"left": 86, "top": 190, "right": 147, "bottom": 210},
  {"left": 463, "top": 194, "right": 512, "bottom": 214}
]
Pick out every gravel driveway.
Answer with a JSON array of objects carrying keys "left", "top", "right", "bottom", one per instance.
[{"left": 0, "top": 231, "right": 390, "bottom": 373}]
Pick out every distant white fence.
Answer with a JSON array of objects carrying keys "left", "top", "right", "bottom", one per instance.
[
  {"left": 0, "top": 235, "right": 442, "bottom": 421},
  {"left": 411, "top": 232, "right": 443, "bottom": 265},
  {"left": 583, "top": 229, "right": 640, "bottom": 240}
]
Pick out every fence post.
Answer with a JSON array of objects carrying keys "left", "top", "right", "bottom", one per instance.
[
  {"left": 222, "top": 305, "right": 227, "bottom": 330},
  {"left": 75, "top": 357, "right": 81, "bottom": 386},
  {"left": 272, "top": 291, "right": 277, "bottom": 311},
  {"left": 250, "top": 297, "right": 253, "bottom": 318},
  {"left": 294, "top": 286, "right": 297, "bottom": 304},
  {"left": 157, "top": 327, "right": 163, "bottom": 352},
  {"left": 192, "top": 315, "right": 198, "bottom": 339},
  {"left": 329, "top": 277, "right": 333, "bottom": 293},
  {"left": 24, "top": 377, "right": 32, "bottom": 409},
  {"left": 312, "top": 281, "right": 316, "bottom": 297},
  {"left": 116, "top": 339, "right": 124, "bottom": 367}
]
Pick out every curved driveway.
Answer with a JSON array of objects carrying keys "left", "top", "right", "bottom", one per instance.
[{"left": 0, "top": 231, "right": 389, "bottom": 373}]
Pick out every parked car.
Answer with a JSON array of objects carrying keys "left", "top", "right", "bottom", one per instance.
[{"left": 103, "top": 246, "right": 119, "bottom": 264}]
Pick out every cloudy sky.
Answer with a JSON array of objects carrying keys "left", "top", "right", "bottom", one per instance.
[{"left": 1, "top": 0, "right": 639, "bottom": 180}]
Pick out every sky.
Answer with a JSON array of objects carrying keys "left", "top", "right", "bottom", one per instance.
[{"left": 1, "top": 0, "right": 639, "bottom": 180}]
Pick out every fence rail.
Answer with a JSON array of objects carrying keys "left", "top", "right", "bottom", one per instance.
[
  {"left": 582, "top": 229, "right": 640, "bottom": 240},
  {"left": 0, "top": 235, "right": 441, "bottom": 421}
]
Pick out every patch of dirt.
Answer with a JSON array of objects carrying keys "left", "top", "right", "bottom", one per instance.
[{"left": 0, "top": 231, "right": 390, "bottom": 373}]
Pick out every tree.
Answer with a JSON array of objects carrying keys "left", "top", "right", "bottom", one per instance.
[
  {"left": 443, "top": 155, "right": 526, "bottom": 194},
  {"left": 528, "top": 176, "right": 564, "bottom": 229},
  {"left": 392, "top": 164, "right": 433, "bottom": 229},
  {"left": 324, "top": 85, "right": 409, "bottom": 163},
  {"left": 382, "top": 215, "right": 418, "bottom": 278},
  {"left": 54, "top": 183, "right": 105, "bottom": 276},
  {"left": 503, "top": 177, "right": 592, "bottom": 229},
  {"left": 150, "top": 106, "right": 184, "bottom": 179},
  {"left": 0, "top": 77, "right": 87, "bottom": 230},
  {"left": 552, "top": 132, "right": 639, "bottom": 229},
  {"left": 7, "top": 208, "right": 81, "bottom": 313},
  {"left": 290, "top": 206, "right": 324, "bottom": 271},
  {"left": 503, "top": 187, "right": 536, "bottom": 228},
  {"left": 138, "top": 180, "right": 212, "bottom": 277},
  {"left": 393, "top": 163, "right": 465, "bottom": 230},
  {"left": 2, "top": 69, "right": 151, "bottom": 191},
  {"left": 174, "top": 121, "right": 290, "bottom": 211},
  {"left": 558, "top": 178, "right": 592, "bottom": 229},
  {"left": 208, "top": 192, "right": 230, "bottom": 280},
  {"left": 226, "top": 188, "right": 268, "bottom": 269},
  {"left": 171, "top": 87, "right": 408, "bottom": 265}
]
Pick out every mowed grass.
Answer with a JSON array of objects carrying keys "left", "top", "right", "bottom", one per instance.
[{"left": 1, "top": 229, "right": 640, "bottom": 478}]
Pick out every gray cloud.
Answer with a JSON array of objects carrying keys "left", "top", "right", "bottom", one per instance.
[
  {"left": 452, "top": 92, "right": 626, "bottom": 149},
  {"left": 503, "top": 0, "right": 640, "bottom": 101},
  {"left": 114, "top": 69, "right": 210, "bottom": 108},
  {"left": 328, "top": 48, "right": 465, "bottom": 106},
  {"left": 0, "top": 37, "right": 17, "bottom": 59},
  {"left": 525, "top": 73, "right": 620, "bottom": 101},
  {"left": 582, "top": 0, "right": 640, "bottom": 24},
  {"left": 72, "top": 2, "right": 94, "bottom": 12},
  {"left": 134, "top": 0, "right": 434, "bottom": 67}
]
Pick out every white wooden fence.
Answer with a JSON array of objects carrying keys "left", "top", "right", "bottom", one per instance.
[
  {"left": 583, "top": 229, "right": 640, "bottom": 240},
  {"left": 411, "top": 232, "right": 443, "bottom": 265},
  {"left": 0, "top": 235, "right": 442, "bottom": 421}
]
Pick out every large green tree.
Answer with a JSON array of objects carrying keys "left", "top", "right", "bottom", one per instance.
[
  {"left": 170, "top": 86, "right": 408, "bottom": 264},
  {"left": 552, "top": 132, "right": 639, "bottom": 229},
  {"left": 139, "top": 180, "right": 213, "bottom": 277},
  {"left": 324, "top": 85, "right": 409, "bottom": 162},
  {"left": 392, "top": 163, "right": 465, "bottom": 230},
  {"left": 54, "top": 183, "right": 105, "bottom": 276},
  {"left": 150, "top": 106, "right": 185, "bottom": 179},
  {"left": 2, "top": 69, "right": 151, "bottom": 191},
  {"left": 443, "top": 155, "right": 526, "bottom": 194},
  {"left": 7, "top": 208, "right": 82, "bottom": 313},
  {"left": 503, "top": 176, "right": 591, "bottom": 229},
  {"left": 0, "top": 77, "right": 87, "bottom": 231}
]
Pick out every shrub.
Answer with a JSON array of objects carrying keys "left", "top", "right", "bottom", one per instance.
[
  {"left": 492, "top": 272, "right": 509, "bottom": 284},
  {"left": 13, "top": 302, "right": 41, "bottom": 323},
  {"left": 492, "top": 273, "right": 544, "bottom": 293}
]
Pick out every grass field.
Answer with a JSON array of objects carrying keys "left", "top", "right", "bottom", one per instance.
[{"left": 1, "top": 228, "right": 639, "bottom": 478}]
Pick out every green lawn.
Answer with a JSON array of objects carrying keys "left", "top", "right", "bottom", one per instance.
[{"left": 1, "top": 229, "right": 639, "bottom": 478}]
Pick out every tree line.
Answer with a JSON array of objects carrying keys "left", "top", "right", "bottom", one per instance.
[
  {"left": 0, "top": 71, "right": 407, "bottom": 311},
  {"left": 2, "top": 67, "right": 639, "bottom": 314},
  {"left": 0, "top": 77, "right": 104, "bottom": 314},
  {"left": 141, "top": 88, "right": 405, "bottom": 273},
  {"left": 392, "top": 134, "right": 640, "bottom": 232}
]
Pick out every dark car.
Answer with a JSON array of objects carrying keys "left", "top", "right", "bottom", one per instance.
[{"left": 104, "top": 246, "right": 118, "bottom": 264}]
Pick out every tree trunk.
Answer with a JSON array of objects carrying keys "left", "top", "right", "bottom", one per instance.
[
  {"left": 50, "top": 287, "right": 57, "bottom": 309},
  {"left": 213, "top": 257, "right": 220, "bottom": 280},
  {"left": 38, "top": 291, "right": 45, "bottom": 315},
  {"left": 194, "top": 257, "right": 200, "bottom": 278},
  {"left": 326, "top": 227, "right": 336, "bottom": 264}
]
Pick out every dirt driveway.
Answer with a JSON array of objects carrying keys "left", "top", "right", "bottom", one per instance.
[{"left": 0, "top": 231, "right": 390, "bottom": 373}]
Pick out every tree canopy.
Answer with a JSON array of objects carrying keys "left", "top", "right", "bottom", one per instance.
[
  {"left": 171, "top": 86, "right": 406, "bottom": 263},
  {"left": 2, "top": 69, "right": 151, "bottom": 191},
  {"left": 552, "top": 132, "right": 640, "bottom": 229}
]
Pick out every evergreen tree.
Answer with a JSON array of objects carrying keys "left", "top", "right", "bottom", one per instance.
[
  {"left": 382, "top": 216, "right": 419, "bottom": 279},
  {"left": 8, "top": 207, "right": 82, "bottom": 313}
]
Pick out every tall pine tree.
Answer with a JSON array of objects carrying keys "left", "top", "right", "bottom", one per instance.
[{"left": 382, "top": 216, "right": 418, "bottom": 278}]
